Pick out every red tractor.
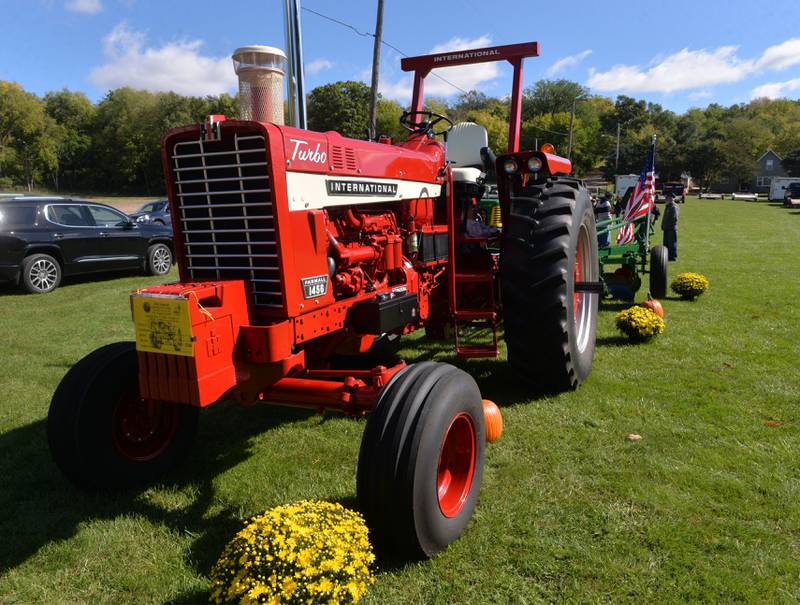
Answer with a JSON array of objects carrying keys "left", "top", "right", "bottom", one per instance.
[{"left": 47, "top": 42, "right": 599, "bottom": 558}]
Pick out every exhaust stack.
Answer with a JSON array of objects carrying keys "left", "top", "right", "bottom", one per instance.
[
  {"left": 232, "top": 45, "right": 286, "bottom": 124},
  {"left": 283, "top": 0, "right": 307, "bottom": 129}
]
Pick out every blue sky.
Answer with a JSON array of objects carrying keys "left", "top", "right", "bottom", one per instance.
[{"left": 2, "top": 0, "right": 800, "bottom": 113}]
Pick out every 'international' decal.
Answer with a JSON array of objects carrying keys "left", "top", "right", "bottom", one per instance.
[{"left": 326, "top": 180, "right": 399, "bottom": 196}]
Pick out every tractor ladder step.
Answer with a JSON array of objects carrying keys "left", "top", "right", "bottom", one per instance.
[
  {"left": 456, "top": 343, "right": 500, "bottom": 358},
  {"left": 454, "top": 271, "right": 494, "bottom": 284},
  {"left": 454, "top": 309, "right": 496, "bottom": 320}
]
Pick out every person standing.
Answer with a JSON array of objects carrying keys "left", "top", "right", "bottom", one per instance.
[
  {"left": 594, "top": 192, "right": 613, "bottom": 247},
  {"left": 662, "top": 193, "right": 679, "bottom": 261}
]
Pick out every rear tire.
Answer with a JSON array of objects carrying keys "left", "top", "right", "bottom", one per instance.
[
  {"left": 649, "top": 245, "right": 669, "bottom": 299},
  {"left": 47, "top": 342, "right": 198, "bottom": 489},
  {"left": 21, "top": 253, "right": 61, "bottom": 294},
  {"left": 357, "top": 362, "right": 485, "bottom": 558},
  {"left": 501, "top": 176, "right": 599, "bottom": 392},
  {"left": 145, "top": 243, "right": 172, "bottom": 276}
]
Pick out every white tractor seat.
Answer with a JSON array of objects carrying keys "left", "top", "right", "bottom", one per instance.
[
  {"left": 452, "top": 167, "right": 484, "bottom": 183},
  {"left": 447, "top": 122, "right": 489, "bottom": 168}
]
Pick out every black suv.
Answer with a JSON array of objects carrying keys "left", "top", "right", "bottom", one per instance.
[{"left": 0, "top": 197, "right": 174, "bottom": 294}]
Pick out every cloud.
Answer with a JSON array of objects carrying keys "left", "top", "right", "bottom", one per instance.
[
  {"left": 688, "top": 90, "right": 712, "bottom": 100},
  {"left": 752, "top": 77, "right": 800, "bottom": 99},
  {"left": 587, "top": 38, "right": 800, "bottom": 95},
  {"left": 306, "top": 58, "right": 333, "bottom": 75},
  {"left": 754, "top": 38, "right": 800, "bottom": 71},
  {"left": 588, "top": 46, "right": 752, "bottom": 93},
  {"left": 546, "top": 49, "right": 592, "bottom": 76},
  {"left": 89, "top": 22, "right": 236, "bottom": 96},
  {"left": 65, "top": 0, "right": 102, "bottom": 14},
  {"left": 379, "top": 35, "right": 499, "bottom": 101}
]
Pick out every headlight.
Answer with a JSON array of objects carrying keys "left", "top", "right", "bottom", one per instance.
[
  {"left": 502, "top": 159, "right": 518, "bottom": 174},
  {"left": 527, "top": 157, "right": 543, "bottom": 172},
  {"left": 136, "top": 214, "right": 148, "bottom": 223}
]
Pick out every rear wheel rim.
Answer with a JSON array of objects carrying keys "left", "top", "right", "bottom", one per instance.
[
  {"left": 574, "top": 225, "right": 593, "bottom": 353},
  {"left": 112, "top": 391, "right": 179, "bottom": 461},
  {"left": 29, "top": 258, "right": 57, "bottom": 291},
  {"left": 152, "top": 247, "right": 171, "bottom": 274},
  {"left": 437, "top": 412, "right": 476, "bottom": 518}
]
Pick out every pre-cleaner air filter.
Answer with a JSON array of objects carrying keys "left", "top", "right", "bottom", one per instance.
[{"left": 232, "top": 45, "right": 286, "bottom": 124}]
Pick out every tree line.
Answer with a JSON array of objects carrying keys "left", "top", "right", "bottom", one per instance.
[{"left": 2, "top": 78, "right": 800, "bottom": 195}]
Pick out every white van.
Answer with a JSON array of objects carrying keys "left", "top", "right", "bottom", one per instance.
[{"left": 769, "top": 177, "right": 800, "bottom": 201}]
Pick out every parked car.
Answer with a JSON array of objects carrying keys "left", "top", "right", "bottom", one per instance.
[
  {"left": 129, "top": 199, "right": 172, "bottom": 226},
  {"left": 0, "top": 197, "right": 174, "bottom": 294},
  {"left": 783, "top": 182, "right": 800, "bottom": 207}
]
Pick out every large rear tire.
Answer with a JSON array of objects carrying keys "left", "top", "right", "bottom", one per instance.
[
  {"left": 357, "top": 362, "right": 485, "bottom": 558},
  {"left": 47, "top": 342, "right": 199, "bottom": 489},
  {"left": 501, "top": 176, "right": 599, "bottom": 391},
  {"left": 649, "top": 245, "right": 669, "bottom": 299}
]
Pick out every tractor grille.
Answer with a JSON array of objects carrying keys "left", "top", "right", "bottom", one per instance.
[{"left": 171, "top": 132, "right": 282, "bottom": 308}]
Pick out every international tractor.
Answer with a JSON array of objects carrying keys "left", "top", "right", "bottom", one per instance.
[{"left": 47, "top": 41, "right": 600, "bottom": 558}]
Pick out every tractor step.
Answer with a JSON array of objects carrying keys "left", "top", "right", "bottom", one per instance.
[
  {"left": 454, "top": 309, "right": 496, "bottom": 320},
  {"left": 454, "top": 271, "right": 494, "bottom": 283},
  {"left": 456, "top": 344, "right": 500, "bottom": 358}
]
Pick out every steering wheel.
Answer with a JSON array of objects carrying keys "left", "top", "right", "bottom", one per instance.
[{"left": 400, "top": 110, "right": 453, "bottom": 137}]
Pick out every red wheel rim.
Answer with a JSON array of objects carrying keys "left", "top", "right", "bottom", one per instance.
[
  {"left": 573, "top": 237, "right": 584, "bottom": 317},
  {"left": 573, "top": 225, "right": 593, "bottom": 354},
  {"left": 437, "top": 413, "right": 477, "bottom": 518},
  {"left": 112, "top": 391, "right": 179, "bottom": 462}
]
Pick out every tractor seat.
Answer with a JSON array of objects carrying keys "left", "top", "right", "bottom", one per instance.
[
  {"left": 452, "top": 167, "right": 484, "bottom": 183},
  {"left": 448, "top": 122, "right": 491, "bottom": 185}
]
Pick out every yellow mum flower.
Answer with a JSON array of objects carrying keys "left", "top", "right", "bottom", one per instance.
[{"left": 209, "top": 500, "right": 375, "bottom": 604}]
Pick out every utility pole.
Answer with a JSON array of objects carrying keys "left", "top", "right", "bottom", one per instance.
[
  {"left": 567, "top": 97, "right": 576, "bottom": 160},
  {"left": 368, "top": 0, "right": 384, "bottom": 140},
  {"left": 615, "top": 122, "right": 621, "bottom": 170}
]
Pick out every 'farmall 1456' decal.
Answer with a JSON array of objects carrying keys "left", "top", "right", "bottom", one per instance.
[{"left": 289, "top": 138, "right": 327, "bottom": 165}]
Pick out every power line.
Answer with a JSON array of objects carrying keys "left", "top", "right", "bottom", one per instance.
[{"left": 300, "top": 5, "right": 468, "bottom": 96}]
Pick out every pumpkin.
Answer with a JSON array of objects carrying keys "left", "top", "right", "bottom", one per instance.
[
  {"left": 482, "top": 399, "right": 503, "bottom": 443},
  {"left": 641, "top": 298, "right": 664, "bottom": 318}
]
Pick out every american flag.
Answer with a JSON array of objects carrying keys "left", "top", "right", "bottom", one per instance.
[{"left": 617, "top": 139, "right": 656, "bottom": 245}]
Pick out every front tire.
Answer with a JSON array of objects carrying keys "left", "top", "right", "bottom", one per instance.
[
  {"left": 357, "top": 362, "right": 485, "bottom": 558},
  {"left": 501, "top": 176, "right": 599, "bottom": 391},
  {"left": 47, "top": 342, "right": 198, "bottom": 489},
  {"left": 649, "top": 245, "right": 669, "bottom": 298},
  {"left": 21, "top": 253, "right": 61, "bottom": 294},
  {"left": 145, "top": 243, "right": 172, "bottom": 276}
]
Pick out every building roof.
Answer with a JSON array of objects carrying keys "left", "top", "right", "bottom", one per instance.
[{"left": 757, "top": 149, "right": 783, "bottom": 162}]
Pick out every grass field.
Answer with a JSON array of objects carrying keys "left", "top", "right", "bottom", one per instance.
[{"left": 1, "top": 197, "right": 798, "bottom": 604}]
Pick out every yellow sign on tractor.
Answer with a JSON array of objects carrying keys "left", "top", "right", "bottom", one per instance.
[{"left": 131, "top": 295, "right": 194, "bottom": 357}]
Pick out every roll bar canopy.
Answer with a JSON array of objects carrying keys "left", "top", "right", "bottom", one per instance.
[{"left": 400, "top": 42, "right": 540, "bottom": 154}]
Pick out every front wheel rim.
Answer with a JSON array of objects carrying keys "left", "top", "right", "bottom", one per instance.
[
  {"left": 112, "top": 392, "right": 179, "bottom": 461},
  {"left": 437, "top": 412, "right": 477, "bottom": 518},
  {"left": 29, "top": 259, "right": 58, "bottom": 291},
  {"left": 152, "top": 248, "right": 170, "bottom": 273}
]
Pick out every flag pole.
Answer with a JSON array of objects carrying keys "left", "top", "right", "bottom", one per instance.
[{"left": 644, "top": 134, "right": 657, "bottom": 256}]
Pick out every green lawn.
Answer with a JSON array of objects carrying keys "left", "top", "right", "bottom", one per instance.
[{"left": 1, "top": 197, "right": 798, "bottom": 604}]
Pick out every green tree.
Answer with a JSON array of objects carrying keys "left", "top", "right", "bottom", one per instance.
[
  {"left": 781, "top": 149, "right": 800, "bottom": 175},
  {"left": 307, "top": 81, "right": 372, "bottom": 139},
  {"left": 44, "top": 89, "right": 96, "bottom": 190},
  {"left": 522, "top": 80, "right": 589, "bottom": 120}
]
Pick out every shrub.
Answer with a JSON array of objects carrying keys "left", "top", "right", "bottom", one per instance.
[
  {"left": 671, "top": 272, "right": 709, "bottom": 300},
  {"left": 616, "top": 306, "right": 665, "bottom": 342},
  {"left": 209, "top": 500, "right": 375, "bottom": 605}
]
